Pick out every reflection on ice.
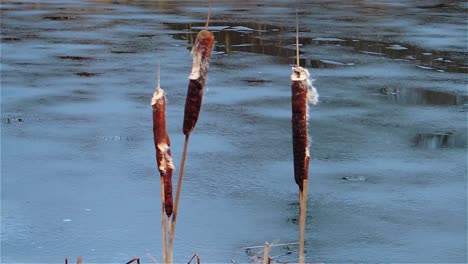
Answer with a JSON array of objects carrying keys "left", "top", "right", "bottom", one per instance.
[{"left": 168, "top": 22, "right": 467, "bottom": 73}]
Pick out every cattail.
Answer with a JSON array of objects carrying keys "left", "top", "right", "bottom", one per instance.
[
  {"left": 151, "top": 70, "right": 175, "bottom": 263},
  {"left": 171, "top": 29, "right": 214, "bottom": 235},
  {"left": 291, "top": 66, "right": 318, "bottom": 191},
  {"left": 152, "top": 87, "right": 175, "bottom": 217},
  {"left": 183, "top": 30, "right": 215, "bottom": 136},
  {"left": 169, "top": 4, "right": 215, "bottom": 257},
  {"left": 291, "top": 10, "right": 318, "bottom": 264}
]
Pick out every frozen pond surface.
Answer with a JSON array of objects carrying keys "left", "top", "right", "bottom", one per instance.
[{"left": 1, "top": 0, "right": 467, "bottom": 263}]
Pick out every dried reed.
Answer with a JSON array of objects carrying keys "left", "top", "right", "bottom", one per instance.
[
  {"left": 291, "top": 11, "right": 318, "bottom": 264},
  {"left": 187, "top": 253, "right": 201, "bottom": 264}
]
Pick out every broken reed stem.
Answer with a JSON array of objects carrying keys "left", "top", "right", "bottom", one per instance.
[
  {"left": 168, "top": 135, "right": 190, "bottom": 255},
  {"left": 262, "top": 242, "right": 270, "bottom": 264},
  {"left": 187, "top": 253, "right": 201, "bottom": 264},
  {"left": 125, "top": 257, "right": 141, "bottom": 264},
  {"left": 299, "top": 179, "right": 308, "bottom": 264}
]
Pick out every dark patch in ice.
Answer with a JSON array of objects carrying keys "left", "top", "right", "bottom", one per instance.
[
  {"left": 110, "top": 50, "right": 136, "bottom": 54},
  {"left": 2, "top": 37, "right": 21, "bottom": 42},
  {"left": 43, "top": 15, "right": 78, "bottom": 20},
  {"left": 1, "top": 116, "right": 23, "bottom": 124},
  {"left": 417, "top": 3, "right": 448, "bottom": 9},
  {"left": 242, "top": 78, "right": 272, "bottom": 84},
  {"left": 413, "top": 132, "right": 467, "bottom": 149},
  {"left": 76, "top": 72, "right": 99, "bottom": 77},
  {"left": 371, "top": 87, "right": 467, "bottom": 106},
  {"left": 58, "top": 56, "right": 94, "bottom": 61},
  {"left": 136, "top": 34, "right": 156, "bottom": 38},
  {"left": 230, "top": 8, "right": 250, "bottom": 12}
]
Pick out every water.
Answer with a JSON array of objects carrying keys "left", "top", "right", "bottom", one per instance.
[{"left": 1, "top": 0, "right": 467, "bottom": 263}]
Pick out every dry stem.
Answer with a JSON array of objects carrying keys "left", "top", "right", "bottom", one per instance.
[
  {"left": 296, "top": 10, "right": 300, "bottom": 67},
  {"left": 160, "top": 176, "right": 168, "bottom": 264},
  {"left": 187, "top": 253, "right": 201, "bottom": 264},
  {"left": 298, "top": 179, "right": 308, "bottom": 264},
  {"left": 168, "top": 135, "right": 190, "bottom": 256},
  {"left": 205, "top": 0, "right": 214, "bottom": 29},
  {"left": 262, "top": 242, "right": 270, "bottom": 264}
]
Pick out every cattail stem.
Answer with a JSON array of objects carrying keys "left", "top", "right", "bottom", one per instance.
[
  {"left": 205, "top": 0, "right": 214, "bottom": 29},
  {"left": 262, "top": 242, "right": 270, "bottom": 264},
  {"left": 168, "top": 135, "right": 190, "bottom": 255},
  {"left": 296, "top": 11, "right": 300, "bottom": 67},
  {"left": 160, "top": 176, "right": 167, "bottom": 264},
  {"left": 299, "top": 179, "right": 308, "bottom": 264}
]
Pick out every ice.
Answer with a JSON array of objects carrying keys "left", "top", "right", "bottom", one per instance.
[
  {"left": 313, "top": 37, "right": 346, "bottom": 42},
  {"left": 191, "top": 26, "right": 229, "bottom": 31},
  {"left": 1, "top": 0, "right": 466, "bottom": 263}
]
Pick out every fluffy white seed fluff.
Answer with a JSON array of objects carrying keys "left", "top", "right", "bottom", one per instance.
[
  {"left": 189, "top": 51, "right": 202, "bottom": 80},
  {"left": 157, "top": 143, "right": 169, "bottom": 173},
  {"left": 151, "top": 87, "right": 164, "bottom": 106},
  {"left": 157, "top": 143, "right": 175, "bottom": 173},
  {"left": 291, "top": 66, "right": 319, "bottom": 105}
]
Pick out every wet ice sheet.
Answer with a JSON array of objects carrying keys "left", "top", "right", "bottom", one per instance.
[{"left": 1, "top": 0, "right": 467, "bottom": 263}]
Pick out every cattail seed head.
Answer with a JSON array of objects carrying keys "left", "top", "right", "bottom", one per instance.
[
  {"left": 152, "top": 86, "right": 175, "bottom": 216},
  {"left": 183, "top": 30, "right": 214, "bottom": 136},
  {"left": 291, "top": 66, "right": 318, "bottom": 191}
]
